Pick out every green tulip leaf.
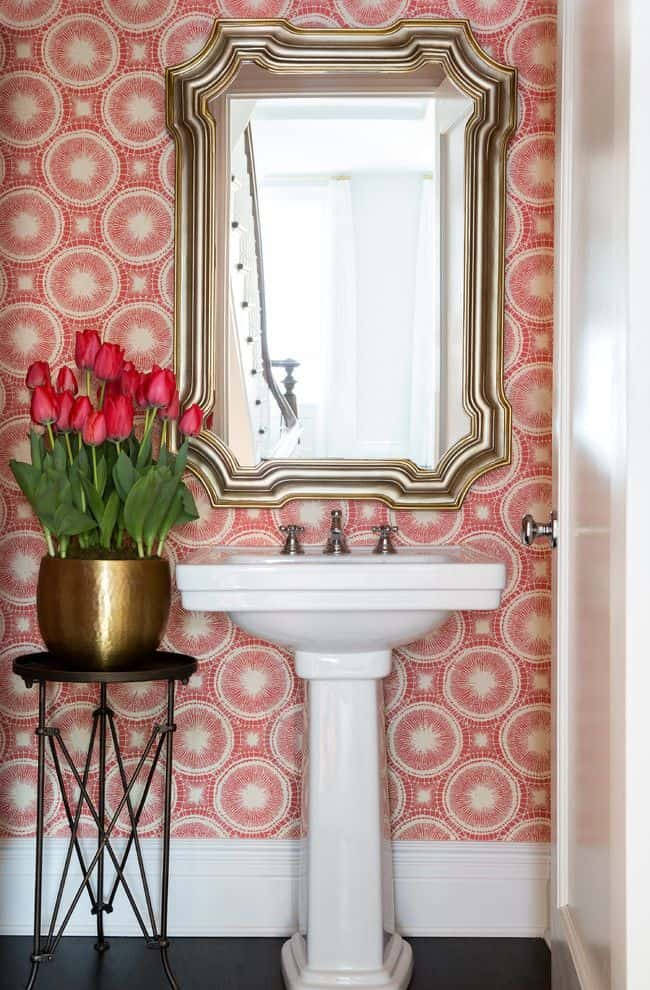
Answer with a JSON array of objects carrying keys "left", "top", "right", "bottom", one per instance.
[
  {"left": 30, "top": 430, "right": 43, "bottom": 472},
  {"left": 113, "top": 451, "right": 137, "bottom": 501},
  {"left": 54, "top": 504, "right": 98, "bottom": 538},
  {"left": 53, "top": 438, "right": 67, "bottom": 473},
  {"left": 80, "top": 475, "right": 105, "bottom": 525},
  {"left": 95, "top": 454, "right": 107, "bottom": 497},
  {"left": 100, "top": 491, "right": 120, "bottom": 549},
  {"left": 77, "top": 445, "right": 90, "bottom": 478},
  {"left": 136, "top": 430, "right": 152, "bottom": 471},
  {"left": 10, "top": 461, "right": 39, "bottom": 502},
  {"left": 123, "top": 470, "right": 156, "bottom": 550},
  {"left": 143, "top": 477, "right": 178, "bottom": 555},
  {"left": 173, "top": 438, "right": 189, "bottom": 480}
]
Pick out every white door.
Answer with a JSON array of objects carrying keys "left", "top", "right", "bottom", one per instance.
[{"left": 549, "top": 1, "right": 650, "bottom": 988}]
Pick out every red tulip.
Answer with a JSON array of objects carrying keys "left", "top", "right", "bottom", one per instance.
[
  {"left": 120, "top": 361, "right": 140, "bottom": 399},
  {"left": 30, "top": 385, "right": 58, "bottom": 426},
  {"left": 70, "top": 395, "right": 92, "bottom": 432},
  {"left": 104, "top": 394, "right": 134, "bottom": 442},
  {"left": 75, "top": 330, "right": 101, "bottom": 371},
  {"left": 83, "top": 410, "right": 107, "bottom": 447},
  {"left": 158, "top": 390, "right": 179, "bottom": 421},
  {"left": 56, "top": 366, "right": 78, "bottom": 394},
  {"left": 145, "top": 367, "right": 176, "bottom": 408},
  {"left": 94, "top": 342, "right": 124, "bottom": 382},
  {"left": 135, "top": 375, "right": 149, "bottom": 410},
  {"left": 25, "top": 361, "right": 50, "bottom": 389},
  {"left": 55, "top": 390, "right": 75, "bottom": 432},
  {"left": 178, "top": 403, "right": 203, "bottom": 437}
]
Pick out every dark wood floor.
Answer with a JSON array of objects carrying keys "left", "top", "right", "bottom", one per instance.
[{"left": 0, "top": 936, "right": 550, "bottom": 989}]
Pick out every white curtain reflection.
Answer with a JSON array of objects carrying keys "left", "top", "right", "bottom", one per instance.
[{"left": 409, "top": 176, "right": 438, "bottom": 467}]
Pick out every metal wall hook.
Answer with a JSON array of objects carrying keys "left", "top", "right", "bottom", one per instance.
[{"left": 521, "top": 511, "right": 558, "bottom": 548}]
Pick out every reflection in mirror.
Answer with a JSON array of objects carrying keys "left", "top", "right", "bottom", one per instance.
[{"left": 227, "top": 88, "right": 473, "bottom": 468}]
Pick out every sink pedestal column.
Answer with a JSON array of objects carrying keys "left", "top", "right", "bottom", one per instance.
[{"left": 281, "top": 650, "right": 413, "bottom": 990}]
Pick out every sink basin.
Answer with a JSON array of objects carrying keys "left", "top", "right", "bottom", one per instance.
[
  {"left": 176, "top": 546, "right": 504, "bottom": 655},
  {"left": 177, "top": 545, "right": 506, "bottom": 990}
]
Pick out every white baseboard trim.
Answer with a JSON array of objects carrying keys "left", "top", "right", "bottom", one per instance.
[
  {"left": 554, "top": 905, "right": 599, "bottom": 990},
  {"left": 0, "top": 839, "right": 549, "bottom": 938}
]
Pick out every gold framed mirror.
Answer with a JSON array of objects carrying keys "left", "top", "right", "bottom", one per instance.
[{"left": 166, "top": 19, "right": 516, "bottom": 508}]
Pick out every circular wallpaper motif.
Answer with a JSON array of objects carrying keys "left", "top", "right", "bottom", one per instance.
[
  {"left": 383, "top": 653, "right": 406, "bottom": 712},
  {"left": 508, "top": 363, "right": 553, "bottom": 435},
  {"left": 0, "top": 643, "right": 61, "bottom": 719},
  {"left": 164, "top": 596, "right": 234, "bottom": 659},
  {"left": 0, "top": 531, "right": 43, "bottom": 604},
  {"left": 43, "top": 15, "right": 119, "bottom": 88},
  {"left": 449, "top": 0, "right": 525, "bottom": 30},
  {"left": 49, "top": 701, "right": 112, "bottom": 773},
  {"left": 0, "top": 418, "right": 33, "bottom": 490},
  {"left": 501, "top": 477, "right": 552, "bottom": 544},
  {"left": 500, "top": 703, "right": 551, "bottom": 779},
  {"left": 159, "top": 14, "right": 214, "bottom": 67},
  {"left": 503, "top": 311, "right": 523, "bottom": 371},
  {"left": 172, "top": 480, "right": 233, "bottom": 547},
  {"left": 105, "top": 757, "right": 176, "bottom": 835},
  {"left": 390, "top": 509, "right": 462, "bottom": 546},
  {"left": 216, "top": 645, "right": 292, "bottom": 722},
  {"left": 44, "top": 246, "right": 119, "bottom": 317},
  {"left": 507, "top": 248, "right": 554, "bottom": 323},
  {"left": 159, "top": 144, "right": 175, "bottom": 197},
  {"left": 103, "top": 0, "right": 174, "bottom": 30},
  {"left": 399, "top": 612, "right": 464, "bottom": 663},
  {"left": 443, "top": 648, "right": 519, "bottom": 722},
  {"left": 215, "top": 758, "right": 290, "bottom": 834},
  {"left": 0, "top": 0, "right": 60, "bottom": 29},
  {"left": 501, "top": 591, "right": 552, "bottom": 662},
  {"left": 509, "top": 134, "right": 555, "bottom": 205},
  {"left": 220, "top": 0, "right": 290, "bottom": 16},
  {"left": 461, "top": 532, "right": 521, "bottom": 599},
  {"left": 105, "top": 303, "right": 172, "bottom": 368},
  {"left": 171, "top": 815, "right": 227, "bottom": 838},
  {"left": 173, "top": 702, "right": 234, "bottom": 776},
  {"left": 44, "top": 131, "right": 119, "bottom": 205},
  {"left": 101, "top": 188, "right": 173, "bottom": 264},
  {"left": 0, "top": 303, "right": 62, "bottom": 376},
  {"left": 443, "top": 759, "right": 520, "bottom": 835},
  {"left": 332, "top": 0, "right": 407, "bottom": 28},
  {"left": 0, "top": 188, "right": 62, "bottom": 262},
  {"left": 273, "top": 500, "right": 349, "bottom": 546},
  {"left": 102, "top": 72, "right": 166, "bottom": 149},
  {"left": 158, "top": 257, "right": 174, "bottom": 308},
  {"left": 393, "top": 817, "right": 455, "bottom": 840},
  {"left": 387, "top": 767, "right": 405, "bottom": 823},
  {"left": 108, "top": 679, "right": 167, "bottom": 719},
  {"left": 387, "top": 703, "right": 462, "bottom": 778},
  {"left": 0, "top": 72, "right": 62, "bottom": 147},
  {"left": 505, "top": 16, "right": 557, "bottom": 92},
  {"left": 507, "top": 818, "right": 551, "bottom": 842},
  {"left": 270, "top": 704, "right": 304, "bottom": 774},
  {"left": 0, "top": 759, "right": 58, "bottom": 835}
]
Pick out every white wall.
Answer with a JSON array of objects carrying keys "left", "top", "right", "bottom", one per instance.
[{"left": 553, "top": 2, "right": 650, "bottom": 988}]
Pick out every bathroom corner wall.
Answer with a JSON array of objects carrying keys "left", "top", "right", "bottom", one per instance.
[{"left": 0, "top": 0, "right": 555, "bottom": 841}]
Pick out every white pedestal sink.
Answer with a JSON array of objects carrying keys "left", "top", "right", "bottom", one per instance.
[{"left": 177, "top": 547, "right": 506, "bottom": 990}]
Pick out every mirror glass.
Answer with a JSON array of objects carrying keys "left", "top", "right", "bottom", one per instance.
[{"left": 227, "top": 86, "right": 473, "bottom": 467}]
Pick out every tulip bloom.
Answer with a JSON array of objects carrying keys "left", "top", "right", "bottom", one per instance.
[
  {"left": 25, "top": 361, "right": 50, "bottom": 389},
  {"left": 70, "top": 395, "right": 92, "bottom": 432},
  {"left": 158, "top": 390, "right": 179, "bottom": 421},
  {"left": 105, "top": 394, "right": 134, "bottom": 442},
  {"left": 120, "top": 361, "right": 140, "bottom": 399},
  {"left": 135, "top": 375, "right": 149, "bottom": 410},
  {"left": 145, "top": 367, "right": 176, "bottom": 408},
  {"left": 179, "top": 403, "right": 203, "bottom": 437},
  {"left": 30, "top": 385, "right": 58, "bottom": 426},
  {"left": 75, "top": 330, "right": 101, "bottom": 371},
  {"left": 94, "top": 342, "right": 124, "bottom": 382},
  {"left": 83, "top": 410, "right": 107, "bottom": 447},
  {"left": 55, "top": 390, "right": 75, "bottom": 432},
  {"left": 56, "top": 366, "right": 78, "bottom": 394}
]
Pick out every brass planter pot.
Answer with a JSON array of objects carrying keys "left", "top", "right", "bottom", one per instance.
[{"left": 37, "top": 556, "right": 171, "bottom": 671}]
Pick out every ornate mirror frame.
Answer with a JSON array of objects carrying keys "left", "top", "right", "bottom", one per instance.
[{"left": 166, "top": 19, "right": 516, "bottom": 508}]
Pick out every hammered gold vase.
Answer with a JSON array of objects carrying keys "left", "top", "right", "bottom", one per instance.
[{"left": 37, "top": 556, "right": 171, "bottom": 671}]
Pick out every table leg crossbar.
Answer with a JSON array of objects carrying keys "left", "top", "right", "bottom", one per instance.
[{"left": 25, "top": 680, "right": 179, "bottom": 990}]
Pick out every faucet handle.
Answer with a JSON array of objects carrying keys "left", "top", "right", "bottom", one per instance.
[
  {"left": 372, "top": 525, "right": 398, "bottom": 554},
  {"left": 279, "top": 524, "right": 305, "bottom": 555}
]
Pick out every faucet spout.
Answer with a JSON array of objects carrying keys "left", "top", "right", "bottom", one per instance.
[{"left": 323, "top": 509, "right": 350, "bottom": 555}]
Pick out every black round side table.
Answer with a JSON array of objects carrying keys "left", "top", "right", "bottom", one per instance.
[{"left": 13, "top": 652, "right": 197, "bottom": 990}]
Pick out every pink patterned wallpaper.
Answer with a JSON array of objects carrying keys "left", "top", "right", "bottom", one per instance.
[{"left": 0, "top": 0, "right": 555, "bottom": 841}]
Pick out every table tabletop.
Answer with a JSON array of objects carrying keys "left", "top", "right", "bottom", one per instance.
[{"left": 12, "top": 652, "right": 197, "bottom": 685}]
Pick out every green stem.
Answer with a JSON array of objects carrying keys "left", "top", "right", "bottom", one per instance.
[
  {"left": 64, "top": 433, "right": 73, "bottom": 465},
  {"left": 161, "top": 420, "right": 168, "bottom": 449},
  {"left": 46, "top": 423, "right": 55, "bottom": 450},
  {"left": 137, "top": 539, "right": 144, "bottom": 558},
  {"left": 77, "top": 433, "right": 82, "bottom": 454},
  {"left": 59, "top": 535, "right": 69, "bottom": 560},
  {"left": 156, "top": 536, "right": 165, "bottom": 557},
  {"left": 85, "top": 370, "right": 91, "bottom": 397},
  {"left": 92, "top": 446, "right": 98, "bottom": 490},
  {"left": 99, "top": 382, "right": 106, "bottom": 409},
  {"left": 43, "top": 527, "right": 55, "bottom": 557}
]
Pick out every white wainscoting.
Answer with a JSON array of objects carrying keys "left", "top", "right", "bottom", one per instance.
[{"left": 0, "top": 839, "right": 549, "bottom": 938}]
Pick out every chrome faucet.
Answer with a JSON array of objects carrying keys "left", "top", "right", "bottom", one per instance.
[{"left": 323, "top": 509, "right": 349, "bottom": 555}]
